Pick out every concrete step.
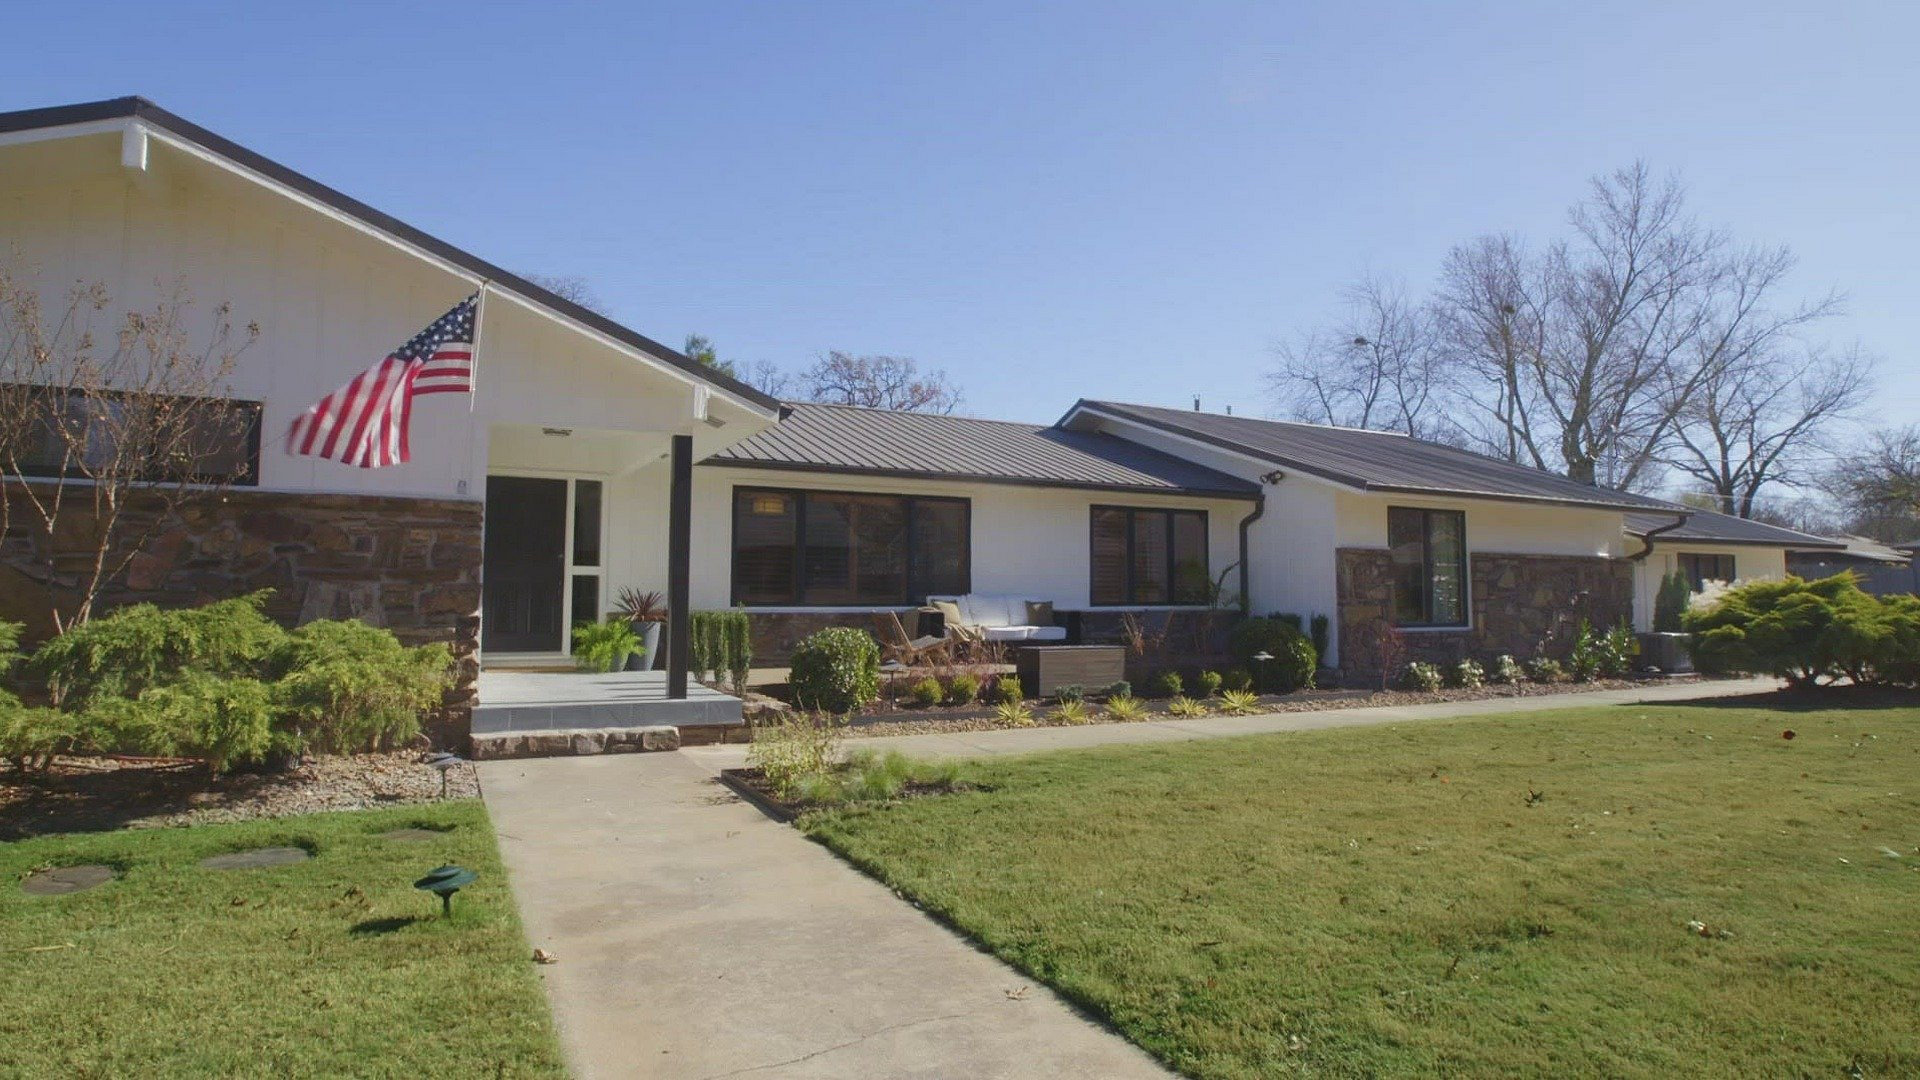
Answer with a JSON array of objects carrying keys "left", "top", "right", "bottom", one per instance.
[{"left": 470, "top": 725, "right": 680, "bottom": 760}]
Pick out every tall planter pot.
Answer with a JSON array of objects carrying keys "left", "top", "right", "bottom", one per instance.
[{"left": 625, "top": 621, "right": 663, "bottom": 672}]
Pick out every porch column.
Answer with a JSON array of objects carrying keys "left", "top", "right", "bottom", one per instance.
[{"left": 666, "top": 433, "right": 693, "bottom": 700}]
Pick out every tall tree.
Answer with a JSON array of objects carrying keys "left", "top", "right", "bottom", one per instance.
[
  {"left": 520, "top": 272, "right": 611, "bottom": 316},
  {"left": 797, "top": 352, "right": 962, "bottom": 413},
  {"left": 1841, "top": 426, "right": 1920, "bottom": 518},
  {"left": 681, "top": 334, "right": 791, "bottom": 397},
  {"left": 1268, "top": 277, "right": 1448, "bottom": 437}
]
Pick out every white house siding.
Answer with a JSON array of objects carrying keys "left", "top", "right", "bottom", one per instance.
[
  {"left": 682, "top": 466, "right": 1252, "bottom": 614},
  {"left": 1631, "top": 544, "right": 1787, "bottom": 631},
  {"left": 1333, "top": 493, "right": 1625, "bottom": 558}
]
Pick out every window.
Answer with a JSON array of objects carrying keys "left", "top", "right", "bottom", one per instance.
[
  {"left": 730, "top": 487, "right": 969, "bottom": 606},
  {"left": 1089, "top": 506, "right": 1210, "bottom": 606},
  {"left": 1, "top": 385, "right": 261, "bottom": 485},
  {"left": 1388, "top": 507, "right": 1467, "bottom": 627},
  {"left": 1677, "top": 552, "right": 1735, "bottom": 590}
]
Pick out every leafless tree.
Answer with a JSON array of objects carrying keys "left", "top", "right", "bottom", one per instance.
[
  {"left": 1432, "top": 163, "right": 1840, "bottom": 490},
  {"left": 1840, "top": 426, "right": 1920, "bottom": 518},
  {"left": 0, "top": 268, "right": 257, "bottom": 630},
  {"left": 520, "top": 272, "right": 611, "bottom": 316},
  {"left": 1664, "top": 345, "right": 1870, "bottom": 518},
  {"left": 797, "top": 352, "right": 962, "bottom": 413},
  {"left": 1268, "top": 277, "right": 1449, "bottom": 437}
]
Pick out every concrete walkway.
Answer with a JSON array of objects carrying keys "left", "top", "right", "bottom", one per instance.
[
  {"left": 481, "top": 751, "right": 1171, "bottom": 1079},
  {"left": 682, "top": 676, "right": 1781, "bottom": 770}
]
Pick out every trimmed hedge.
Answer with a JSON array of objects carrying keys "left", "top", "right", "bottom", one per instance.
[
  {"left": 1686, "top": 572, "right": 1920, "bottom": 689},
  {"left": 787, "top": 627, "right": 880, "bottom": 714}
]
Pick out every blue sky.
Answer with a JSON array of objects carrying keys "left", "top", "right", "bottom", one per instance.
[{"left": 7, "top": 1, "right": 1916, "bottom": 431}]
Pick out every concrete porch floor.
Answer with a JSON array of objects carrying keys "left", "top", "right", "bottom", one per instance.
[{"left": 473, "top": 670, "right": 742, "bottom": 734}]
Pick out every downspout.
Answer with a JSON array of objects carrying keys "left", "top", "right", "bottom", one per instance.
[
  {"left": 1630, "top": 512, "right": 1690, "bottom": 561},
  {"left": 1238, "top": 470, "right": 1286, "bottom": 614}
]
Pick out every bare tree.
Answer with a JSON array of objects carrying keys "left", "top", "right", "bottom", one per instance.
[
  {"left": 1268, "top": 277, "right": 1448, "bottom": 436},
  {"left": 520, "top": 272, "right": 611, "bottom": 316},
  {"left": 1433, "top": 163, "right": 1839, "bottom": 490},
  {"left": 1840, "top": 426, "right": 1920, "bottom": 518},
  {"left": 798, "top": 352, "right": 962, "bottom": 413},
  {"left": 0, "top": 269, "right": 257, "bottom": 631},
  {"left": 1664, "top": 345, "right": 1870, "bottom": 517}
]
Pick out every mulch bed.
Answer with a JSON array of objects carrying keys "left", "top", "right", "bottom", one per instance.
[
  {"left": 0, "top": 752, "right": 482, "bottom": 840},
  {"left": 837, "top": 675, "right": 1711, "bottom": 739}
]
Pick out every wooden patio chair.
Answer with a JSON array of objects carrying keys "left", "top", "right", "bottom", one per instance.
[{"left": 872, "top": 611, "right": 953, "bottom": 668}]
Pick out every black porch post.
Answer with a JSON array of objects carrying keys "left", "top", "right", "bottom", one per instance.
[{"left": 666, "top": 433, "right": 693, "bottom": 700}]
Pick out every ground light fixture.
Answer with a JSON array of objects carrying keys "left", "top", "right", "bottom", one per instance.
[
  {"left": 1252, "top": 651, "right": 1274, "bottom": 689},
  {"left": 423, "top": 751, "right": 464, "bottom": 798},
  {"left": 879, "top": 659, "right": 906, "bottom": 697},
  {"left": 414, "top": 865, "right": 477, "bottom": 916}
]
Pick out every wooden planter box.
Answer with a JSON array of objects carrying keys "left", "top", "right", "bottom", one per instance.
[{"left": 1016, "top": 645, "right": 1125, "bottom": 698}]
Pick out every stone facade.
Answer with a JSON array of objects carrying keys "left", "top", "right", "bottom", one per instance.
[
  {"left": 0, "top": 483, "right": 484, "bottom": 744},
  {"left": 1336, "top": 547, "right": 1633, "bottom": 683},
  {"left": 745, "top": 609, "right": 915, "bottom": 664}
]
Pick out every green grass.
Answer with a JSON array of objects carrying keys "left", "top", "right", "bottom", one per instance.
[
  {"left": 0, "top": 801, "right": 564, "bottom": 1078},
  {"left": 804, "top": 700, "right": 1920, "bottom": 1078}
]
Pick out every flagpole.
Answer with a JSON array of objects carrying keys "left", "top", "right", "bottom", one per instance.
[{"left": 469, "top": 282, "right": 489, "bottom": 415}]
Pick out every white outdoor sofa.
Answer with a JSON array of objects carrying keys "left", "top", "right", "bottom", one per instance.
[{"left": 925, "top": 594, "right": 1067, "bottom": 643}]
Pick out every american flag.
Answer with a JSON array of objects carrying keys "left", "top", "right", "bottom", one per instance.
[{"left": 287, "top": 293, "right": 479, "bottom": 468}]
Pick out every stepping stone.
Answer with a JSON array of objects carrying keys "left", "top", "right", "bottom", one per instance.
[
  {"left": 21, "top": 864, "right": 114, "bottom": 895},
  {"left": 377, "top": 828, "right": 452, "bottom": 842},
  {"left": 199, "top": 846, "right": 310, "bottom": 870}
]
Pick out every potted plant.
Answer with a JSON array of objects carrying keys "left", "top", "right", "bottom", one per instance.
[{"left": 613, "top": 587, "right": 667, "bottom": 671}]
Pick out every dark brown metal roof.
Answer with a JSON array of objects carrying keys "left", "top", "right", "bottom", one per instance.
[
  {"left": 1624, "top": 509, "right": 1845, "bottom": 549},
  {"left": 1068, "top": 400, "right": 1685, "bottom": 513},
  {"left": 704, "top": 402, "right": 1260, "bottom": 498},
  {"left": 0, "top": 96, "right": 784, "bottom": 415}
]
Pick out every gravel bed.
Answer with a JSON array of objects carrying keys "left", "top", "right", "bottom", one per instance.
[{"left": 0, "top": 752, "right": 482, "bottom": 839}]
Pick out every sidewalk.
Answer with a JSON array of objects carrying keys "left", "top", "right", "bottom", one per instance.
[{"left": 680, "top": 676, "right": 1781, "bottom": 770}]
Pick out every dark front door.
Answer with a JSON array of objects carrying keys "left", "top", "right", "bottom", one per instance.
[{"left": 483, "top": 475, "right": 568, "bottom": 653}]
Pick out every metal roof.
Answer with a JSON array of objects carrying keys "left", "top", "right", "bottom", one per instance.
[
  {"left": 0, "top": 97, "right": 783, "bottom": 415},
  {"left": 1068, "top": 400, "right": 1685, "bottom": 513},
  {"left": 704, "top": 402, "right": 1260, "bottom": 498},
  {"left": 1624, "top": 508, "right": 1845, "bottom": 549}
]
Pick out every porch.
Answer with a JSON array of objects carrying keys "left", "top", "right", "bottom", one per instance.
[{"left": 472, "top": 670, "right": 743, "bottom": 734}]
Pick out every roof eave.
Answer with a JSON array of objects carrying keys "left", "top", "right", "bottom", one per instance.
[{"left": 698, "top": 456, "right": 1261, "bottom": 500}]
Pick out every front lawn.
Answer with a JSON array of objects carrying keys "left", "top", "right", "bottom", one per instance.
[
  {"left": 805, "top": 697, "right": 1920, "bottom": 1077},
  {"left": 0, "top": 801, "right": 564, "bottom": 1077}
]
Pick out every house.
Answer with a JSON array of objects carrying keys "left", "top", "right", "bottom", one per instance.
[
  {"left": 9, "top": 95, "right": 1791, "bottom": 751},
  {"left": 0, "top": 97, "right": 783, "bottom": 740},
  {"left": 1787, "top": 534, "right": 1916, "bottom": 596},
  {"left": 1622, "top": 509, "right": 1845, "bottom": 628}
]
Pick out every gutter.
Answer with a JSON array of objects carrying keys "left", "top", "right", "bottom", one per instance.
[
  {"left": 1238, "top": 470, "right": 1286, "bottom": 612},
  {"left": 1630, "top": 512, "right": 1691, "bottom": 561}
]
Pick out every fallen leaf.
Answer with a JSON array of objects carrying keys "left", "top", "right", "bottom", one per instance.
[{"left": 532, "top": 948, "right": 558, "bottom": 965}]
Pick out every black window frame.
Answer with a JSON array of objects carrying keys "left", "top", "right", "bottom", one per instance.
[
  {"left": 0, "top": 384, "right": 262, "bottom": 486},
  {"left": 1387, "top": 506, "right": 1469, "bottom": 628},
  {"left": 1677, "top": 552, "right": 1735, "bottom": 591},
  {"left": 1088, "top": 505, "right": 1211, "bottom": 607},
  {"left": 728, "top": 485, "right": 971, "bottom": 607}
]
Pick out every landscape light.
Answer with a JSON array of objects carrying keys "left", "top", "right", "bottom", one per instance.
[{"left": 414, "top": 865, "right": 477, "bottom": 917}]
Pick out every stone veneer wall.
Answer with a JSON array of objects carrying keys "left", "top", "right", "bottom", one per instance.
[
  {"left": 745, "top": 609, "right": 915, "bottom": 665},
  {"left": 0, "top": 484, "right": 483, "bottom": 745},
  {"left": 743, "top": 606, "right": 1230, "bottom": 669},
  {"left": 1335, "top": 548, "right": 1633, "bottom": 683}
]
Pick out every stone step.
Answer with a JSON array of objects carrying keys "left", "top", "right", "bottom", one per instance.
[{"left": 470, "top": 725, "right": 680, "bottom": 760}]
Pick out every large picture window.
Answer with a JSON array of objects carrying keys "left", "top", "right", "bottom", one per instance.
[
  {"left": 1677, "top": 552, "right": 1735, "bottom": 590},
  {"left": 1090, "top": 506, "right": 1210, "bottom": 606},
  {"left": 1, "top": 385, "right": 261, "bottom": 485},
  {"left": 1388, "top": 506, "right": 1467, "bottom": 627},
  {"left": 731, "top": 487, "right": 969, "bottom": 606}
]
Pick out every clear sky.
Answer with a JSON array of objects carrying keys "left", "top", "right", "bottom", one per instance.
[{"left": 6, "top": 1, "right": 1915, "bottom": 431}]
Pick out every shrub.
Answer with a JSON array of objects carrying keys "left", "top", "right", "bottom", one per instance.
[
  {"left": 994, "top": 699, "right": 1036, "bottom": 726},
  {"left": 1308, "top": 613, "right": 1330, "bottom": 660},
  {"left": 572, "top": 618, "right": 640, "bottom": 673},
  {"left": 1599, "top": 624, "right": 1637, "bottom": 678},
  {"left": 1526, "top": 656, "right": 1566, "bottom": 683},
  {"left": 1220, "top": 667, "right": 1253, "bottom": 693},
  {"left": 1051, "top": 700, "right": 1092, "bottom": 725},
  {"left": 0, "top": 702, "right": 82, "bottom": 771},
  {"left": 1652, "top": 570, "right": 1691, "bottom": 633},
  {"left": 1146, "top": 671, "right": 1183, "bottom": 698},
  {"left": 1193, "top": 670, "right": 1223, "bottom": 697},
  {"left": 788, "top": 627, "right": 880, "bottom": 713},
  {"left": 723, "top": 611, "right": 754, "bottom": 692},
  {"left": 1228, "top": 617, "right": 1317, "bottom": 692},
  {"left": 30, "top": 592, "right": 285, "bottom": 707},
  {"left": 1487, "top": 654, "right": 1524, "bottom": 685},
  {"left": 1685, "top": 572, "right": 1920, "bottom": 688},
  {"left": 1568, "top": 620, "right": 1603, "bottom": 683},
  {"left": 748, "top": 713, "right": 844, "bottom": 799},
  {"left": 1271, "top": 612, "right": 1304, "bottom": 632},
  {"left": 1100, "top": 680, "right": 1132, "bottom": 699},
  {"left": 1401, "top": 661, "right": 1443, "bottom": 692},
  {"left": 1450, "top": 659, "right": 1485, "bottom": 689},
  {"left": 269, "top": 620, "right": 450, "bottom": 756},
  {"left": 689, "top": 611, "right": 752, "bottom": 687},
  {"left": 122, "top": 672, "right": 278, "bottom": 774},
  {"left": 1103, "top": 695, "right": 1146, "bottom": 722},
  {"left": 993, "top": 675, "right": 1024, "bottom": 705},
  {"left": 1219, "top": 689, "right": 1261, "bottom": 715},
  {"left": 908, "top": 677, "right": 943, "bottom": 706},
  {"left": 1166, "top": 695, "right": 1211, "bottom": 717},
  {"left": 1052, "top": 683, "right": 1086, "bottom": 703},
  {"left": 946, "top": 672, "right": 981, "bottom": 705}
]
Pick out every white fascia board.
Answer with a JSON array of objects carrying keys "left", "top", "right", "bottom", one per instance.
[{"left": 0, "top": 118, "right": 126, "bottom": 149}]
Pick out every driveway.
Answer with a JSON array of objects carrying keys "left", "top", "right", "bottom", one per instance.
[{"left": 481, "top": 751, "right": 1171, "bottom": 1079}]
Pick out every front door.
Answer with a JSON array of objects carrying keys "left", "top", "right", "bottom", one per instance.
[{"left": 482, "top": 476, "right": 568, "bottom": 653}]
